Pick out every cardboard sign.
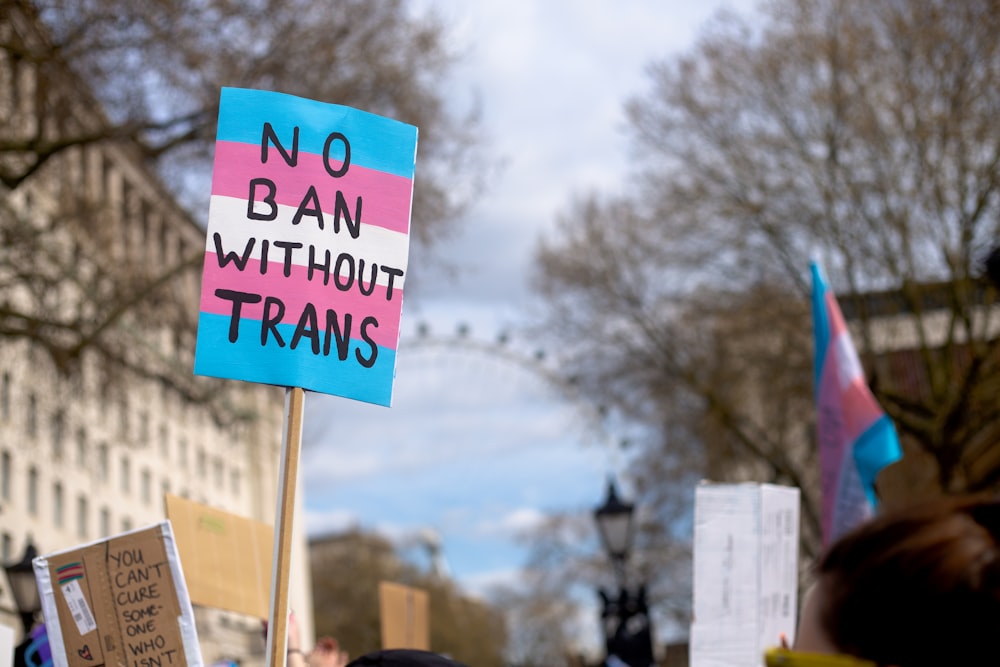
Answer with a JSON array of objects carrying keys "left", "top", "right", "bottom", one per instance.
[
  {"left": 33, "top": 523, "right": 201, "bottom": 667},
  {"left": 164, "top": 494, "right": 273, "bottom": 619},
  {"left": 193, "top": 87, "right": 418, "bottom": 406},
  {"left": 378, "top": 582, "right": 428, "bottom": 651},
  {"left": 689, "top": 482, "right": 800, "bottom": 667}
]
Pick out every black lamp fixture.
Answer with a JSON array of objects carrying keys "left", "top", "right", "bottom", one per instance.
[
  {"left": 4, "top": 539, "right": 40, "bottom": 635},
  {"left": 594, "top": 479, "right": 655, "bottom": 667},
  {"left": 593, "top": 478, "right": 635, "bottom": 585}
]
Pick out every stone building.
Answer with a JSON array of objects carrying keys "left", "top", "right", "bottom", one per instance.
[{"left": 0, "top": 2, "right": 314, "bottom": 663}]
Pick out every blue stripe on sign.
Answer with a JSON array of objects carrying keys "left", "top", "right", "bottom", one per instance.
[
  {"left": 214, "top": 87, "right": 418, "bottom": 179},
  {"left": 194, "top": 312, "right": 397, "bottom": 407}
]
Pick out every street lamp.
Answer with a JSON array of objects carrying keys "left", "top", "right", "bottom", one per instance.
[
  {"left": 4, "top": 540, "right": 41, "bottom": 636},
  {"left": 593, "top": 479, "right": 635, "bottom": 587},
  {"left": 593, "top": 480, "right": 654, "bottom": 667}
]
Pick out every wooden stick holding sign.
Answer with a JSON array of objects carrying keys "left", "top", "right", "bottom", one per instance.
[
  {"left": 192, "top": 87, "right": 418, "bottom": 667},
  {"left": 265, "top": 387, "right": 306, "bottom": 667}
]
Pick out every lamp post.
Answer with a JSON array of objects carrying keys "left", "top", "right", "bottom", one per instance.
[
  {"left": 594, "top": 480, "right": 654, "bottom": 667},
  {"left": 594, "top": 479, "right": 634, "bottom": 589},
  {"left": 4, "top": 540, "right": 41, "bottom": 636}
]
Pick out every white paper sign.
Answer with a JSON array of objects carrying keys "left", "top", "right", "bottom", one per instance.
[
  {"left": 0, "top": 623, "right": 14, "bottom": 667},
  {"left": 690, "top": 482, "right": 800, "bottom": 667}
]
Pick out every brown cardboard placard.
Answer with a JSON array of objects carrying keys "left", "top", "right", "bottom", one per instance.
[
  {"left": 33, "top": 522, "right": 201, "bottom": 667},
  {"left": 378, "top": 581, "right": 429, "bottom": 651},
  {"left": 164, "top": 494, "right": 273, "bottom": 619}
]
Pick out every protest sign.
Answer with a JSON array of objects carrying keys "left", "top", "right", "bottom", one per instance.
[
  {"left": 191, "top": 87, "right": 419, "bottom": 667},
  {"left": 378, "top": 582, "right": 429, "bottom": 651},
  {"left": 0, "top": 623, "right": 13, "bottom": 667},
  {"left": 193, "top": 87, "right": 419, "bottom": 407},
  {"left": 690, "top": 482, "right": 800, "bottom": 667},
  {"left": 164, "top": 494, "right": 273, "bottom": 619},
  {"left": 33, "top": 522, "right": 201, "bottom": 667}
]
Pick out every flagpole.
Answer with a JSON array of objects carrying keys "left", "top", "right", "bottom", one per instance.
[{"left": 265, "top": 386, "right": 306, "bottom": 667}]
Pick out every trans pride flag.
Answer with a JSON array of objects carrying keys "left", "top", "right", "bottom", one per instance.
[
  {"left": 811, "top": 262, "right": 901, "bottom": 545},
  {"left": 194, "top": 88, "right": 418, "bottom": 406}
]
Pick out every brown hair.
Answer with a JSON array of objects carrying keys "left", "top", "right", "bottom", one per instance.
[{"left": 816, "top": 494, "right": 1000, "bottom": 667}]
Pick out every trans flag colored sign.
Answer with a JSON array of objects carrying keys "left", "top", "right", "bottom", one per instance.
[{"left": 194, "top": 87, "right": 418, "bottom": 406}]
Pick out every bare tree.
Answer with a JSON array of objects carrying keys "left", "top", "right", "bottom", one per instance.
[
  {"left": 309, "top": 529, "right": 508, "bottom": 667},
  {"left": 533, "top": 0, "right": 1000, "bottom": 579},
  {"left": 3, "top": 0, "right": 487, "bottom": 235},
  {"left": 0, "top": 0, "right": 490, "bottom": 415}
]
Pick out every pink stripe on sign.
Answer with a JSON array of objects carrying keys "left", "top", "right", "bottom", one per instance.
[
  {"left": 211, "top": 140, "right": 414, "bottom": 235},
  {"left": 200, "top": 254, "right": 402, "bottom": 350}
]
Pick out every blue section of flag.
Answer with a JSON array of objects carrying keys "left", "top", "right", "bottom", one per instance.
[
  {"left": 215, "top": 87, "right": 418, "bottom": 179},
  {"left": 193, "top": 312, "right": 396, "bottom": 406},
  {"left": 811, "top": 262, "right": 831, "bottom": 387},
  {"left": 853, "top": 414, "right": 902, "bottom": 507}
]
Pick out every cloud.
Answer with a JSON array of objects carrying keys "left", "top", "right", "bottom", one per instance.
[
  {"left": 304, "top": 507, "right": 360, "bottom": 536},
  {"left": 478, "top": 507, "right": 548, "bottom": 537},
  {"left": 459, "top": 566, "right": 525, "bottom": 600}
]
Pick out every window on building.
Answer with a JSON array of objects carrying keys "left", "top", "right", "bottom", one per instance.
[
  {"left": 231, "top": 469, "right": 241, "bottom": 497},
  {"left": 121, "top": 517, "right": 132, "bottom": 532},
  {"left": 100, "top": 507, "right": 110, "bottom": 537},
  {"left": 120, "top": 455, "right": 130, "bottom": 494},
  {"left": 53, "top": 482, "right": 64, "bottom": 527},
  {"left": 51, "top": 409, "right": 65, "bottom": 460},
  {"left": 98, "top": 443, "right": 109, "bottom": 482},
  {"left": 77, "top": 495, "right": 88, "bottom": 539},
  {"left": 139, "top": 200, "right": 150, "bottom": 246},
  {"left": 197, "top": 448, "right": 206, "bottom": 478},
  {"left": 213, "top": 458, "right": 223, "bottom": 487},
  {"left": 118, "top": 396, "right": 129, "bottom": 439},
  {"left": 1, "top": 371, "right": 10, "bottom": 420},
  {"left": 99, "top": 365, "right": 111, "bottom": 403},
  {"left": 27, "top": 467, "right": 38, "bottom": 515},
  {"left": 121, "top": 182, "right": 132, "bottom": 246},
  {"left": 102, "top": 154, "right": 114, "bottom": 200},
  {"left": 1, "top": 533, "right": 10, "bottom": 562},
  {"left": 1, "top": 450, "right": 10, "bottom": 501},
  {"left": 160, "top": 219, "right": 171, "bottom": 264},
  {"left": 27, "top": 393, "right": 37, "bottom": 437},
  {"left": 159, "top": 424, "right": 169, "bottom": 460},
  {"left": 139, "top": 411, "right": 149, "bottom": 445},
  {"left": 76, "top": 427, "right": 87, "bottom": 466},
  {"left": 141, "top": 469, "right": 151, "bottom": 504},
  {"left": 179, "top": 438, "right": 188, "bottom": 467}
]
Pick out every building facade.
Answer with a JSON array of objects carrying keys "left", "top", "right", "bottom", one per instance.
[{"left": 0, "top": 3, "right": 314, "bottom": 663}]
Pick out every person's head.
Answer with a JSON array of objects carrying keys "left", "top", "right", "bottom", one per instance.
[
  {"left": 795, "top": 494, "right": 1000, "bottom": 667},
  {"left": 344, "top": 649, "right": 469, "bottom": 667}
]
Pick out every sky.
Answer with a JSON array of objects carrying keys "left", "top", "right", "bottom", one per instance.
[{"left": 299, "top": 0, "right": 762, "bottom": 627}]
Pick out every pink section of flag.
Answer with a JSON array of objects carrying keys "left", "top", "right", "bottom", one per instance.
[{"left": 812, "top": 262, "right": 902, "bottom": 545}]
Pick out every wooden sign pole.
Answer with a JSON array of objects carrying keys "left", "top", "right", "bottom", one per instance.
[{"left": 265, "top": 386, "right": 306, "bottom": 667}]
